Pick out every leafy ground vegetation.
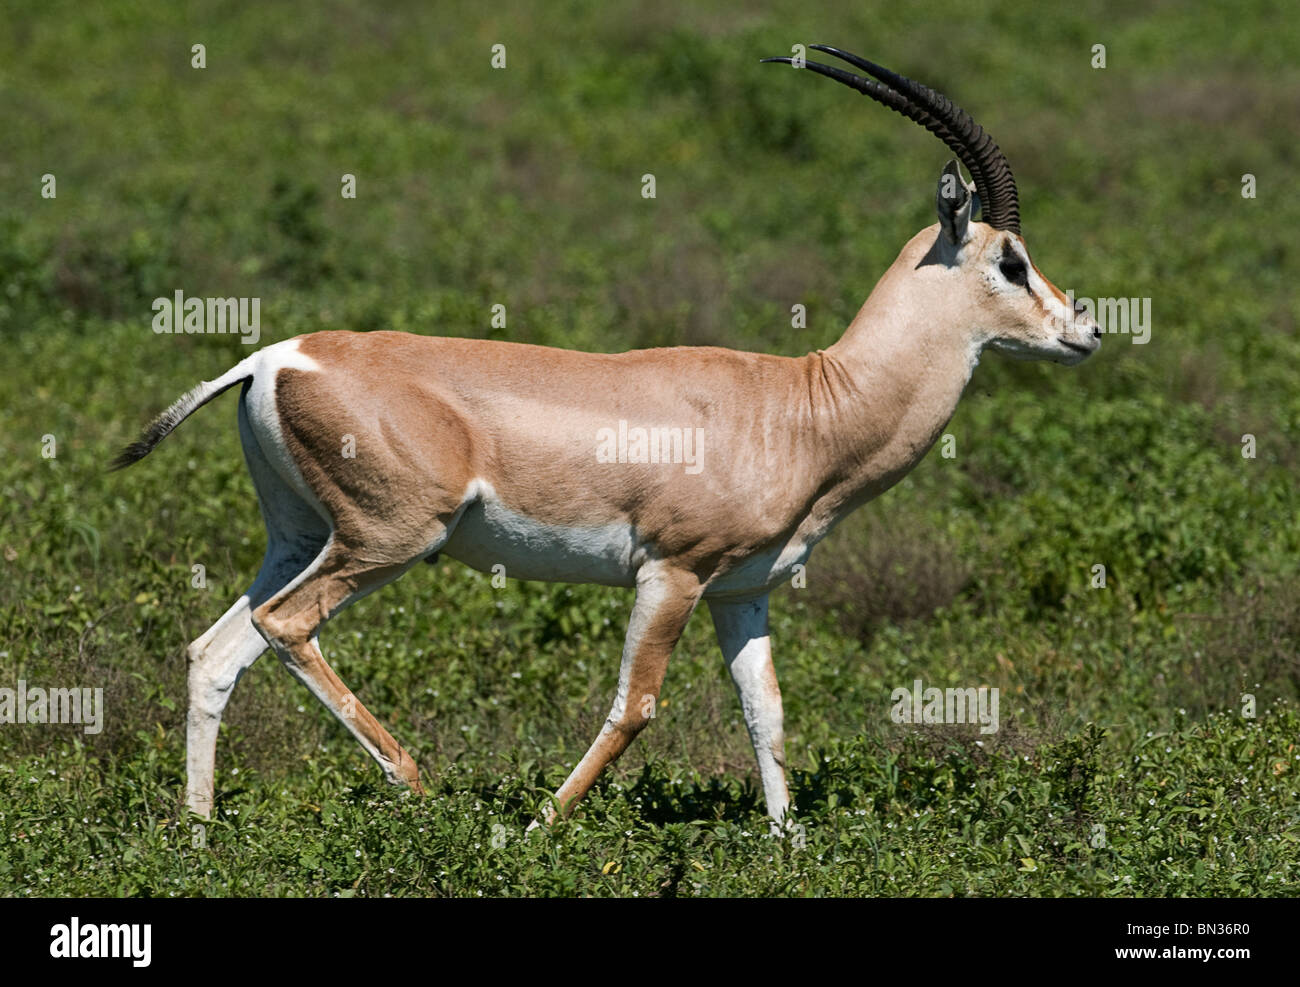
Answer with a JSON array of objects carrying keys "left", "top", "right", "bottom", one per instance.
[{"left": 1, "top": 1, "right": 1297, "bottom": 896}]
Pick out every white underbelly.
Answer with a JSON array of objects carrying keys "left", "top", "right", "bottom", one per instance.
[
  {"left": 705, "top": 538, "right": 813, "bottom": 596},
  {"left": 441, "top": 493, "right": 640, "bottom": 586},
  {"left": 439, "top": 481, "right": 819, "bottom": 595}
]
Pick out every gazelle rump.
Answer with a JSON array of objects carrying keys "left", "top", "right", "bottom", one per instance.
[{"left": 113, "top": 47, "right": 1098, "bottom": 825}]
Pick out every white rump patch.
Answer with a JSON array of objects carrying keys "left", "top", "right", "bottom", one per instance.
[
  {"left": 240, "top": 337, "right": 329, "bottom": 522},
  {"left": 259, "top": 336, "right": 322, "bottom": 374}
]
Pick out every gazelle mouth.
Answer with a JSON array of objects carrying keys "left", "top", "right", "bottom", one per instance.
[{"left": 1059, "top": 338, "right": 1093, "bottom": 354}]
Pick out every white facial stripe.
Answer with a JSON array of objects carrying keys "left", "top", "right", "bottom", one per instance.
[{"left": 1001, "top": 240, "right": 1071, "bottom": 320}]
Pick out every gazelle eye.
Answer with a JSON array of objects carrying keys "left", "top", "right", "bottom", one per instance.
[{"left": 999, "top": 255, "right": 1028, "bottom": 287}]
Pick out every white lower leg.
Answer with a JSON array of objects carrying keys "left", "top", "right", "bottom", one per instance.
[
  {"left": 709, "top": 596, "right": 790, "bottom": 824},
  {"left": 185, "top": 596, "right": 269, "bottom": 816}
]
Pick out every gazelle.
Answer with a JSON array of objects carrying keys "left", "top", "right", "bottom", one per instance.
[{"left": 114, "top": 46, "right": 1098, "bottom": 826}]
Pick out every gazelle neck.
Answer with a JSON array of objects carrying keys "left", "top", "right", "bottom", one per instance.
[{"left": 815, "top": 228, "right": 982, "bottom": 513}]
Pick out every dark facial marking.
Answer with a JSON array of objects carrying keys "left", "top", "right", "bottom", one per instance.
[{"left": 998, "top": 239, "right": 1029, "bottom": 289}]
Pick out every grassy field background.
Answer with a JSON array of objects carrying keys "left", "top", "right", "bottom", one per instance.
[{"left": 1, "top": 0, "right": 1298, "bottom": 896}]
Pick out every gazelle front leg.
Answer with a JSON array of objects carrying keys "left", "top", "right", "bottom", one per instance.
[
  {"left": 535, "top": 562, "right": 703, "bottom": 826},
  {"left": 707, "top": 594, "right": 790, "bottom": 824}
]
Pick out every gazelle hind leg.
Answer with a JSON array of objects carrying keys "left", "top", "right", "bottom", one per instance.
[
  {"left": 185, "top": 394, "right": 331, "bottom": 817},
  {"left": 533, "top": 562, "right": 703, "bottom": 826},
  {"left": 239, "top": 367, "right": 483, "bottom": 799},
  {"left": 250, "top": 544, "right": 431, "bottom": 794},
  {"left": 184, "top": 552, "right": 307, "bottom": 817},
  {"left": 185, "top": 534, "right": 329, "bottom": 816},
  {"left": 708, "top": 595, "right": 790, "bottom": 826},
  {"left": 185, "top": 595, "right": 266, "bottom": 817}
]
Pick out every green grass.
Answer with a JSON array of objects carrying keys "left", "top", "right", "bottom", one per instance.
[{"left": 1, "top": 0, "right": 1298, "bottom": 896}]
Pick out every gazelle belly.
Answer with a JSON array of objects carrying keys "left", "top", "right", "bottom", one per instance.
[
  {"left": 704, "top": 536, "right": 814, "bottom": 597},
  {"left": 441, "top": 484, "right": 641, "bottom": 587},
  {"left": 439, "top": 480, "right": 820, "bottom": 596}
]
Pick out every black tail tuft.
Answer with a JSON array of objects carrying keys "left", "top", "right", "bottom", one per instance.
[
  {"left": 109, "top": 415, "right": 178, "bottom": 470},
  {"left": 108, "top": 372, "right": 252, "bottom": 471}
]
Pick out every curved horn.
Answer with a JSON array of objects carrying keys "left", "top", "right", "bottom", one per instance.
[{"left": 760, "top": 46, "right": 1021, "bottom": 235}]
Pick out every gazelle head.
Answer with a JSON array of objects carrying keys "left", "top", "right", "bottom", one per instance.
[{"left": 763, "top": 45, "right": 1100, "bottom": 366}]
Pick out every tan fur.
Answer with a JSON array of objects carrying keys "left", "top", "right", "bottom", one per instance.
[
  {"left": 168, "top": 216, "right": 1095, "bottom": 822},
  {"left": 258, "top": 221, "right": 1091, "bottom": 818},
  {"left": 279, "top": 223, "right": 1076, "bottom": 589}
]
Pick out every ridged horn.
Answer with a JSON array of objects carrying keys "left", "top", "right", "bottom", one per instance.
[{"left": 760, "top": 45, "right": 1021, "bottom": 235}]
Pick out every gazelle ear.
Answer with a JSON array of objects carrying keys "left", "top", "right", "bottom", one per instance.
[{"left": 935, "top": 159, "right": 973, "bottom": 245}]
